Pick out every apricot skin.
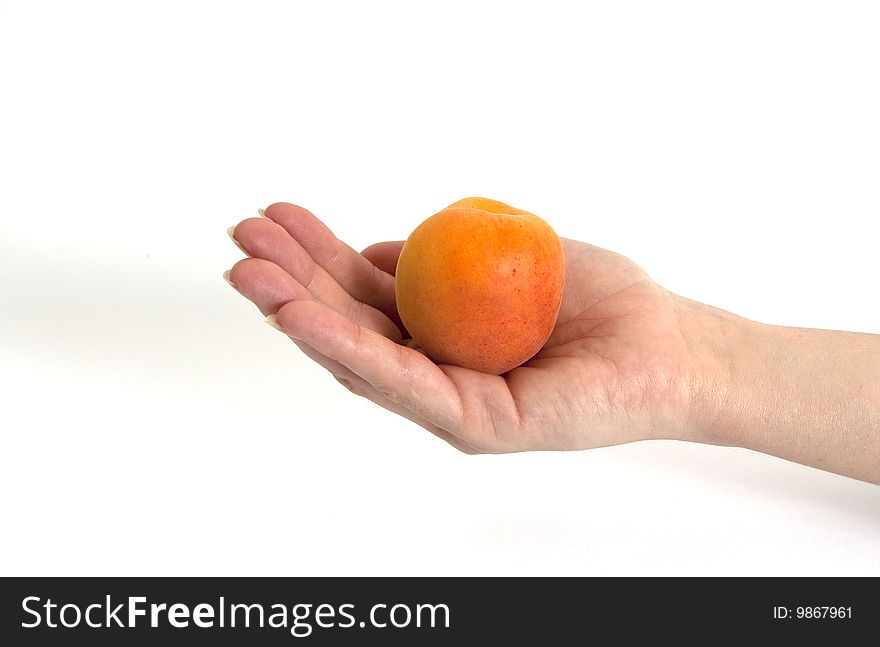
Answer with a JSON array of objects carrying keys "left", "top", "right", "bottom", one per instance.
[{"left": 395, "top": 198, "right": 565, "bottom": 375}]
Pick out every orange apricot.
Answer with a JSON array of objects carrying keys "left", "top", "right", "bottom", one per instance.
[{"left": 395, "top": 197, "right": 565, "bottom": 374}]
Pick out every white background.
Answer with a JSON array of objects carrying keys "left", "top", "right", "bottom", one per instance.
[{"left": 1, "top": 1, "right": 878, "bottom": 576}]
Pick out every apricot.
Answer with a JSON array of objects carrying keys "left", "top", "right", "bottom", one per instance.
[{"left": 395, "top": 197, "right": 565, "bottom": 375}]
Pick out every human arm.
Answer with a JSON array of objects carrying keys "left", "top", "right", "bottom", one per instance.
[
  {"left": 679, "top": 299, "right": 880, "bottom": 484},
  {"left": 225, "top": 203, "right": 880, "bottom": 485}
]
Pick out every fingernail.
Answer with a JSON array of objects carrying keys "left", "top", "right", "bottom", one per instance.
[
  {"left": 258, "top": 208, "right": 268, "bottom": 218},
  {"left": 265, "top": 314, "right": 300, "bottom": 340},
  {"left": 227, "top": 226, "right": 248, "bottom": 254},
  {"left": 223, "top": 270, "right": 237, "bottom": 289}
]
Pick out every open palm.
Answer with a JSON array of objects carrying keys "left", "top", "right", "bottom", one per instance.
[{"left": 228, "top": 203, "right": 696, "bottom": 454}]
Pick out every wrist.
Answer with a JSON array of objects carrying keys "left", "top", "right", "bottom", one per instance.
[{"left": 673, "top": 294, "right": 759, "bottom": 448}]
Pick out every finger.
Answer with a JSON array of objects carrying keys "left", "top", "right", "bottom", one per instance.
[
  {"left": 231, "top": 219, "right": 401, "bottom": 341},
  {"left": 288, "top": 337, "right": 480, "bottom": 454},
  {"left": 273, "top": 299, "right": 466, "bottom": 437},
  {"left": 228, "top": 257, "right": 310, "bottom": 316},
  {"left": 226, "top": 254, "right": 475, "bottom": 451},
  {"left": 263, "top": 202, "right": 397, "bottom": 316},
  {"left": 361, "top": 241, "right": 405, "bottom": 277},
  {"left": 231, "top": 217, "right": 350, "bottom": 306},
  {"left": 227, "top": 254, "right": 475, "bottom": 451},
  {"left": 360, "top": 240, "right": 407, "bottom": 335}
]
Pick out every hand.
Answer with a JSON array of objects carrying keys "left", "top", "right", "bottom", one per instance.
[{"left": 226, "top": 203, "right": 703, "bottom": 454}]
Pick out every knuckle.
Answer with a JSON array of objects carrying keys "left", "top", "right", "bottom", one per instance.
[{"left": 334, "top": 375, "right": 364, "bottom": 398}]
